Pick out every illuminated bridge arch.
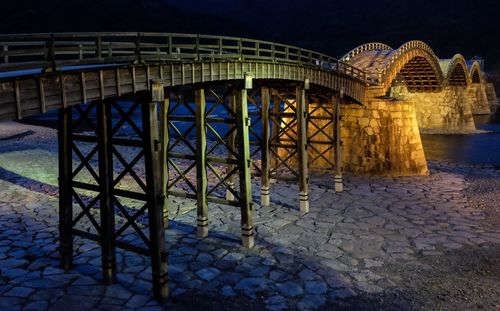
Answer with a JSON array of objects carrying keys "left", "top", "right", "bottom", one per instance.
[
  {"left": 340, "top": 42, "right": 393, "bottom": 62},
  {"left": 343, "top": 40, "right": 445, "bottom": 93},
  {"left": 441, "top": 54, "right": 469, "bottom": 86},
  {"left": 380, "top": 41, "right": 444, "bottom": 92},
  {"left": 469, "top": 61, "right": 483, "bottom": 84}
]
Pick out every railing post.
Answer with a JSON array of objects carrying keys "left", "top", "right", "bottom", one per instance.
[
  {"left": 135, "top": 32, "right": 142, "bottom": 63},
  {"left": 195, "top": 35, "right": 200, "bottom": 61},
  {"left": 218, "top": 38, "right": 223, "bottom": 57},
  {"left": 238, "top": 38, "right": 243, "bottom": 60},
  {"left": 3, "top": 45, "right": 8, "bottom": 64},
  {"left": 168, "top": 35, "right": 173, "bottom": 56},
  {"left": 48, "top": 34, "right": 56, "bottom": 71},
  {"left": 96, "top": 36, "right": 102, "bottom": 59}
]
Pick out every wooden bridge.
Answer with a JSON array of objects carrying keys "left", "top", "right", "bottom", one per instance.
[{"left": 0, "top": 32, "right": 491, "bottom": 302}]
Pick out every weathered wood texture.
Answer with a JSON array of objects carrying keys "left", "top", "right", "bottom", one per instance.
[
  {"left": 0, "top": 61, "right": 366, "bottom": 121},
  {"left": 0, "top": 33, "right": 369, "bottom": 121}
]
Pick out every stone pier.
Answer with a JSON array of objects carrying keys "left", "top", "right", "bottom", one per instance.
[{"left": 340, "top": 87, "right": 429, "bottom": 176}]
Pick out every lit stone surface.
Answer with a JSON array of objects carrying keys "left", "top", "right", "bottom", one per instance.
[{"left": 0, "top": 122, "right": 499, "bottom": 310}]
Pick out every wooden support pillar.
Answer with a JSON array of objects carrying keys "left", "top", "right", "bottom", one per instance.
[
  {"left": 334, "top": 88, "right": 344, "bottom": 193},
  {"left": 297, "top": 80, "right": 309, "bottom": 214},
  {"left": 260, "top": 86, "right": 271, "bottom": 207},
  {"left": 270, "top": 92, "right": 280, "bottom": 175},
  {"left": 236, "top": 74, "right": 254, "bottom": 248},
  {"left": 226, "top": 92, "right": 237, "bottom": 202},
  {"left": 97, "top": 99, "right": 116, "bottom": 284},
  {"left": 160, "top": 96, "right": 170, "bottom": 226},
  {"left": 58, "top": 107, "right": 73, "bottom": 271},
  {"left": 195, "top": 88, "right": 209, "bottom": 238},
  {"left": 142, "top": 83, "right": 168, "bottom": 302}
]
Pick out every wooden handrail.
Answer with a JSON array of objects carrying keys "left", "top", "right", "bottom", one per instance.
[{"left": 0, "top": 32, "right": 369, "bottom": 83}]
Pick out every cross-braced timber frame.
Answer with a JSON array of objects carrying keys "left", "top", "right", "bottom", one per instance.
[
  {"left": 58, "top": 84, "right": 168, "bottom": 302},
  {"left": 163, "top": 79, "right": 254, "bottom": 248}
]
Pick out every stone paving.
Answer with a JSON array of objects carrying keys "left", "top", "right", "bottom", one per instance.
[{"left": 1, "top": 121, "right": 500, "bottom": 310}]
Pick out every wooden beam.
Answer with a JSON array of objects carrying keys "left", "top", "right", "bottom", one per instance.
[
  {"left": 297, "top": 80, "right": 309, "bottom": 214},
  {"left": 260, "top": 86, "right": 271, "bottom": 207},
  {"left": 97, "top": 99, "right": 116, "bottom": 284},
  {"left": 159, "top": 94, "right": 170, "bottom": 226},
  {"left": 334, "top": 89, "right": 344, "bottom": 192},
  {"left": 58, "top": 107, "right": 73, "bottom": 270},
  {"left": 236, "top": 74, "right": 254, "bottom": 248},
  {"left": 142, "top": 95, "right": 169, "bottom": 303},
  {"left": 195, "top": 88, "right": 209, "bottom": 238},
  {"left": 226, "top": 92, "right": 237, "bottom": 202}
]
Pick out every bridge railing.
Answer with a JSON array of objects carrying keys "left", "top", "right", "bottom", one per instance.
[{"left": 0, "top": 32, "right": 369, "bottom": 83}]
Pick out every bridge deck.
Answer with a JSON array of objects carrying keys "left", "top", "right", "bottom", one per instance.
[{"left": 0, "top": 32, "right": 370, "bottom": 122}]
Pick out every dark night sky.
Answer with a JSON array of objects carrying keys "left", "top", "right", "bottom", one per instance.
[{"left": 1, "top": 0, "right": 499, "bottom": 70}]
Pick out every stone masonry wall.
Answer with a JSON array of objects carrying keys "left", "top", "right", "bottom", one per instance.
[
  {"left": 486, "top": 83, "right": 498, "bottom": 113},
  {"left": 390, "top": 86, "right": 476, "bottom": 133},
  {"left": 467, "top": 83, "right": 491, "bottom": 115},
  {"left": 340, "top": 91, "right": 429, "bottom": 176}
]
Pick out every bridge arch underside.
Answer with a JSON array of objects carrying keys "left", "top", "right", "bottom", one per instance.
[
  {"left": 471, "top": 68, "right": 481, "bottom": 84},
  {"left": 388, "top": 55, "right": 442, "bottom": 93},
  {"left": 447, "top": 62, "right": 468, "bottom": 86}
]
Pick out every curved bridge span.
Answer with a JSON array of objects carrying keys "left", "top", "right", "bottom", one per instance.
[{"left": 0, "top": 32, "right": 368, "bottom": 120}]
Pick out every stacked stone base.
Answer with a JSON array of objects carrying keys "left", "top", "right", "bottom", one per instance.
[
  {"left": 340, "top": 91, "right": 429, "bottom": 176},
  {"left": 390, "top": 86, "right": 477, "bottom": 133}
]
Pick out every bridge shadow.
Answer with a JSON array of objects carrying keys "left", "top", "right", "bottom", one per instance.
[{"left": 0, "top": 163, "right": 427, "bottom": 310}]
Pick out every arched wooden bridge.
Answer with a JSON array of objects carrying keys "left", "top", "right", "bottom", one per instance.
[
  {"left": 0, "top": 33, "right": 490, "bottom": 302},
  {"left": 341, "top": 40, "right": 485, "bottom": 92}
]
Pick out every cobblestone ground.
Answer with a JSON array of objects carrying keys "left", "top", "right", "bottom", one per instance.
[{"left": 1, "top": 121, "right": 500, "bottom": 310}]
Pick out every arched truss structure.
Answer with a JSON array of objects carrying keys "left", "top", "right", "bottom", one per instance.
[
  {"left": 342, "top": 40, "right": 486, "bottom": 93},
  {"left": 469, "top": 61, "right": 483, "bottom": 84},
  {"left": 378, "top": 41, "right": 444, "bottom": 92},
  {"left": 442, "top": 54, "right": 469, "bottom": 86},
  {"left": 340, "top": 42, "right": 393, "bottom": 62}
]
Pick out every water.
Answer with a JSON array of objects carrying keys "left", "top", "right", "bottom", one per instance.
[{"left": 421, "top": 114, "right": 500, "bottom": 167}]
